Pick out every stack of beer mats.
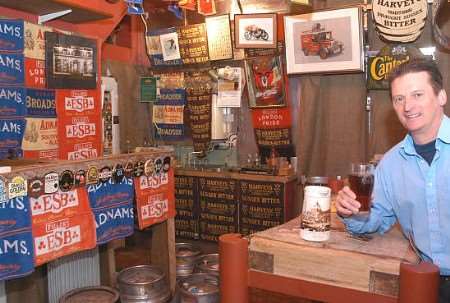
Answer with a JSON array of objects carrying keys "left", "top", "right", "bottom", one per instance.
[
  {"left": 174, "top": 175, "right": 199, "bottom": 239},
  {"left": 239, "top": 180, "right": 285, "bottom": 236},
  {"left": 198, "top": 177, "right": 238, "bottom": 242}
]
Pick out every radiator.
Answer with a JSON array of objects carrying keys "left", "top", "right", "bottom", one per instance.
[
  {"left": 47, "top": 248, "right": 100, "bottom": 303},
  {"left": 0, "top": 281, "right": 5, "bottom": 303}
]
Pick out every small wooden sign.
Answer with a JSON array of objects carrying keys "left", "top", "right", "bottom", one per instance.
[{"left": 140, "top": 77, "right": 157, "bottom": 103}]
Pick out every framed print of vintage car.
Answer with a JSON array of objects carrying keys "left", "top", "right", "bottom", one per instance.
[
  {"left": 284, "top": 7, "right": 364, "bottom": 74},
  {"left": 234, "top": 14, "right": 277, "bottom": 48}
]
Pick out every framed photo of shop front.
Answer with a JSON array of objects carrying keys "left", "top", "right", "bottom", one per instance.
[{"left": 284, "top": 7, "right": 364, "bottom": 74}]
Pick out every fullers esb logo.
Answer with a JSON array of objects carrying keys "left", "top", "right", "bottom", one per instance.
[
  {"left": 65, "top": 96, "right": 95, "bottom": 112},
  {"left": 31, "top": 191, "right": 79, "bottom": 215},
  {"left": 66, "top": 123, "right": 96, "bottom": 138},
  {"left": 34, "top": 219, "right": 81, "bottom": 255}
]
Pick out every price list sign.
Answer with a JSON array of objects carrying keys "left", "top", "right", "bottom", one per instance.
[{"left": 205, "top": 15, "right": 233, "bottom": 61}]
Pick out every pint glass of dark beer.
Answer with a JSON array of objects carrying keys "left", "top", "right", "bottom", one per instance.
[{"left": 349, "top": 163, "right": 374, "bottom": 211}]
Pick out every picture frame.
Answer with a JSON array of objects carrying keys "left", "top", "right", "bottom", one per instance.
[
  {"left": 45, "top": 32, "right": 97, "bottom": 89},
  {"left": 234, "top": 14, "right": 277, "bottom": 49},
  {"left": 284, "top": 7, "right": 364, "bottom": 74},
  {"left": 245, "top": 55, "right": 286, "bottom": 108}
]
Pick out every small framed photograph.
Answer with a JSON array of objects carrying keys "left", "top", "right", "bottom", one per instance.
[
  {"left": 245, "top": 55, "right": 286, "bottom": 108},
  {"left": 234, "top": 14, "right": 277, "bottom": 48},
  {"left": 284, "top": 7, "right": 364, "bottom": 74}
]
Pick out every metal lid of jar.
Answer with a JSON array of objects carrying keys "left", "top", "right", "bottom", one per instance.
[
  {"left": 176, "top": 242, "right": 202, "bottom": 259},
  {"left": 195, "top": 254, "right": 219, "bottom": 274},
  {"left": 178, "top": 273, "right": 219, "bottom": 297},
  {"left": 305, "top": 176, "right": 329, "bottom": 186},
  {"left": 117, "top": 265, "right": 165, "bottom": 286},
  {"left": 59, "top": 286, "right": 119, "bottom": 303}
]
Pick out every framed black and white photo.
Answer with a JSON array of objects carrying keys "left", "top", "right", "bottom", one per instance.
[
  {"left": 234, "top": 14, "right": 277, "bottom": 48},
  {"left": 45, "top": 32, "right": 97, "bottom": 89},
  {"left": 284, "top": 7, "right": 363, "bottom": 74}
]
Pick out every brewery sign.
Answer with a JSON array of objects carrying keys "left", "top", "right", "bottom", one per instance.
[
  {"left": 177, "top": 24, "right": 209, "bottom": 65},
  {"left": 367, "top": 44, "right": 426, "bottom": 90}
]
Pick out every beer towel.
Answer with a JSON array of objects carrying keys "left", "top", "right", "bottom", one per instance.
[
  {"left": 134, "top": 167, "right": 175, "bottom": 229},
  {"left": 0, "top": 195, "right": 34, "bottom": 281},
  {"left": 87, "top": 177, "right": 134, "bottom": 244}
]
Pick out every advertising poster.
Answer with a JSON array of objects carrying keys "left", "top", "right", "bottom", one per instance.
[
  {"left": 25, "top": 58, "right": 46, "bottom": 88},
  {"left": 146, "top": 28, "right": 183, "bottom": 67},
  {"left": 22, "top": 117, "right": 58, "bottom": 151},
  {"left": 0, "top": 19, "right": 24, "bottom": 52},
  {"left": 32, "top": 212, "right": 96, "bottom": 266},
  {"left": 0, "top": 53, "right": 24, "bottom": 86},
  {"left": 205, "top": 15, "right": 233, "bottom": 61},
  {"left": 0, "top": 87, "right": 26, "bottom": 117},
  {"left": 29, "top": 187, "right": 91, "bottom": 225},
  {"left": 24, "top": 22, "right": 51, "bottom": 60},
  {"left": 0, "top": 230, "right": 34, "bottom": 281},
  {"left": 26, "top": 89, "right": 56, "bottom": 117},
  {"left": 60, "top": 141, "right": 101, "bottom": 161},
  {"left": 134, "top": 167, "right": 175, "bottom": 229},
  {"left": 245, "top": 55, "right": 285, "bottom": 108},
  {"left": 0, "top": 196, "right": 31, "bottom": 235},
  {"left": 56, "top": 89, "right": 101, "bottom": 117},
  {"left": 177, "top": 23, "right": 209, "bottom": 65},
  {"left": 251, "top": 107, "right": 294, "bottom": 160},
  {"left": 0, "top": 118, "right": 26, "bottom": 159},
  {"left": 87, "top": 178, "right": 134, "bottom": 244},
  {"left": 153, "top": 88, "right": 186, "bottom": 140}
]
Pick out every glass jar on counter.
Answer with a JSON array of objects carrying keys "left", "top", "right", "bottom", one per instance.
[{"left": 300, "top": 176, "right": 331, "bottom": 242}]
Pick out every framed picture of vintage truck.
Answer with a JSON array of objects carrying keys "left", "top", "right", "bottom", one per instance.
[{"left": 284, "top": 7, "right": 363, "bottom": 74}]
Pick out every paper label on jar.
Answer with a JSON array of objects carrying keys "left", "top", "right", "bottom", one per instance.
[{"left": 300, "top": 185, "right": 331, "bottom": 242}]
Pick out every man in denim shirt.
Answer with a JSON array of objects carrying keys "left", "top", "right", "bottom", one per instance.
[{"left": 336, "top": 59, "right": 450, "bottom": 302}]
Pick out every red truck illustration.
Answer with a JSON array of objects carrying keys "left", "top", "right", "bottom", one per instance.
[{"left": 301, "top": 23, "right": 343, "bottom": 59}]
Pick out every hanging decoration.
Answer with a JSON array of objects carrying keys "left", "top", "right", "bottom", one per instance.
[
  {"left": 186, "top": 71, "right": 212, "bottom": 155},
  {"left": 177, "top": 23, "right": 209, "bottom": 65}
]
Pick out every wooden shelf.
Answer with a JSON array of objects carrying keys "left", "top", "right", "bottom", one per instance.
[{"left": 0, "top": 0, "right": 113, "bottom": 23}]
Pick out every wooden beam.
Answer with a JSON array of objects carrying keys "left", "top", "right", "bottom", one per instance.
[
  {"left": 248, "top": 270, "right": 397, "bottom": 303},
  {"left": 151, "top": 218, "right": 176, "bottom": 293}
]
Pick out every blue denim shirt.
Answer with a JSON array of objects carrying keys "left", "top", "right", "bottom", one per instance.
[{"left": 343, "top": 115, "right": 450, "bottom": 275}]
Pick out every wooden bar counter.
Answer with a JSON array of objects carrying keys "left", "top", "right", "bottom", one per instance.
[
  {"left": 218, "top": 213, "right": 439, "bottom": 303},
  {"left": 247, "top": 215, "right": 418, "bottom": 302}
]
